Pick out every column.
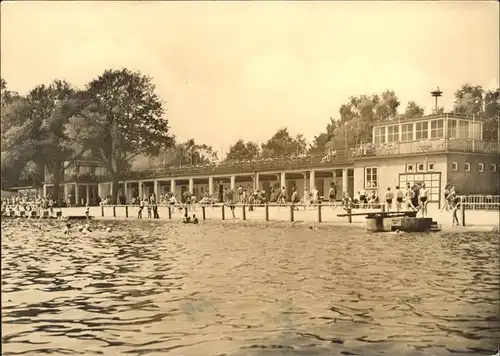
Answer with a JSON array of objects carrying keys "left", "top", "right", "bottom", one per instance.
[
  {"left": 74, "top": 183, "right": 79, "bottom": 205},
  {"left": 310, "top": 170, "right": 316, "bottom": 191},
  {"left": 255, "top": 173, "right": 260, "bottom": 190},
  {"left": 43, "top": 185, "right": 47, "bottom": 198},
  {"left": 124, "top": 181, "right": 128, "bottom": 202},
  {"left": 86, "top": 184, "right": 90, "bottom": 204},
  {"left": 280, "top": 172, "right": 286, "bottom": 188},
  {"left": 97, "top": 183, "right": 101, "bottom": 199},
  {"left": 188, "top": 178, "right": 194, "bottom": 194},
  {"left": 170, "top": 179, "right": 176, "bottom": 195},
  {"left": 230, "top": 175, "right": 236, "bottom": 191},
  {"left": 110, "top": 182, "right": 114, "bottom": 198},
  {"left": 138, "top": 181, "right": 143, "bottom": 199},
  {"left": 208, "top": 177, "right": 214, "bottom": 197},
  {"left": 342, "top": 168, "right": 348, "bottom": 197},
  {"left": 302, "top": 172, "right": 307, "bottom": 192},
  {"left": 154, "top": 180, "right": 159, "bottom": 198}
]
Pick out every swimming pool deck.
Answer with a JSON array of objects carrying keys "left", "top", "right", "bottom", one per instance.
[{"left": 56, "top": 205, "right": 499, "bottom": 231}]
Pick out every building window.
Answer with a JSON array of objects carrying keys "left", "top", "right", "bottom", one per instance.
[
  {"left": 365, "top": 167, "right": 378, "bottom": 189},
  {"left": 387, "top": 125, "right": 399, "bottom": 143},
  {"left": 470, "top": 121, "right": 482, "bottom": 140},
  {"left": 415, "top": 121, "right": 428, "bottom": 140},
  {"left": 427, "top": 163, "right": 435, "bottom": 171},
  {"left": 430, "top": 119, "right": 444, "bottom": 139},
  {"left": 478, "top": 163, "right": 484, "bottom": 172},
  {"left": 458, "top": 120, "right": 469, "bottom": 139},
  {"left": 452, "top": 161, "right": 458, "bottom": 171},
  {"left": 447, "top": 119, "right": 457, "bottom": 138},
  {"left": 491, "top": 163, "right": 497, "bottom": 173},
  {"left": 464, "top": 162, "right": 471, "bottom": 172},
  {"left": 401, "top": 123, "right": 414, "bottom": 141},
  {"left": 406, "top": 164, "right": 414, "bottom": 172},
  {"left": 416, "top": 163, "right": 425, "bottom": 172},
  {"left": 374, "top": 127, "right": 386, "bottom": 144}
]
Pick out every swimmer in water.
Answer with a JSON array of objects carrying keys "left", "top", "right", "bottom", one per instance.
[
  {"left": 182, "top": 212, "right": 191, "bottom": 223},
  {"left": 191, "top": 214, "right": 199, "bottom": 224}
]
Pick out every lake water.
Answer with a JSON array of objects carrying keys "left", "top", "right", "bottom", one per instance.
[{"left": 1, "top": 220, "right": 499, "bottom": 356}]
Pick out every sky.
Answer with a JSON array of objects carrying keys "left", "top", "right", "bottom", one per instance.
[{"left": 1, "top": 1, "right": 498, "bottom": 155}]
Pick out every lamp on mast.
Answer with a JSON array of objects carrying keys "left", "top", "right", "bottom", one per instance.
[{"left": 430, "top": 87, "right": 443, "bottom": 113}]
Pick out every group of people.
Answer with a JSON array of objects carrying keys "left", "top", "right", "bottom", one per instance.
[
  {"left": 1, "top": 196, "right": 62, "bottom": 218},
  {"left": 343, "top": 182, "right": 462, "bottom": 222}
]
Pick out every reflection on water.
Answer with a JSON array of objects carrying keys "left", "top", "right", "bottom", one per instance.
[{"left": 2, "top": 220, "right": 499, "bottom": 356}]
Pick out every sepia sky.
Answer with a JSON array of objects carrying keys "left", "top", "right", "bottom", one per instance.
[{"left": 1, "top": 1, "right": 498, "bottom": 153}]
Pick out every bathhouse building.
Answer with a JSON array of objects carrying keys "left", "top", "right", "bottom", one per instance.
[{"left": 42, "top": 113, "right": 500, "bottom": 208}]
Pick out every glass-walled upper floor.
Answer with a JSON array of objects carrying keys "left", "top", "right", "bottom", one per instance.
[{"left": 372, "top": 116, "right": 483, "bottom": 145}]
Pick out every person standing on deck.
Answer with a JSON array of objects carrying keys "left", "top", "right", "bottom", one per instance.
[
  {"left": 218, "top": 182, "right": 224, "bottom": 203},
  {"left": 225, "top": 188, "right": 236, "bottom": 219},
  {"left": 138, "top": 199, "right": 144, "bottom": 219},
  {"left": 405, "top": 183, "right": 416, "bottom": 211},
  {"left": 419, "top": 183, "right": 429, "bottom": 217},
  {"left": 441, "top": 184, "right": 451, "bottom": 211},
  {"left": 328, "top": 183, "right": 337, "bottom": 208},
  {"left": 291, "top": 188, "right": 300, "bottom": 211},
  {"left": 395, "top": 186, "right": 404, "bottom": 212},
  {"left": 451, "top": 195, "right": 461, "bottom": 226},
  {"left": 384, "top": 187, "right": 394, "bottom": 212},
  {"left": 312, "top": 186, "right": 319, "bottom": 207}
]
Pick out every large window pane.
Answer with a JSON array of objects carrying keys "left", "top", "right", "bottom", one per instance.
[
  {"left": 401, "top": 123, "right": 414, "bottom": 141},
  {"left": 415, "top": 121, "right": 428, "bottom": 140},
  {"left": 387, "top": 125, "right": 399, "bottom": 143}
]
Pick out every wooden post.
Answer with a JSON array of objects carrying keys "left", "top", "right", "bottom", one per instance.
[
  {"left": 461, "top": 203, "right": 466, "bottom": 227},
  {"left": 347, "top": 208, "right": 352, "bottom": 223},
  {"left": 202, "top": 206, "right": 206, "bottom": 220},
  {"left": 113, "top": 206, "right": 116, "bottom": 217},
  {"left": 242, "top": 204, "right": 246, "bottom": 220},
  {"left": 168, "top": 206, "right": 172, "bottom": 219},
  {"left": 290, "top": 204, "right": 294, "bottom": 222},
  {"left": 101, "top": 206, "right": 104, "bottom": 217},
  {"left": 184, "top": 206, "right": 188, "bottom": 217},
  {"left": 125, "top": 206, "right": 129, "bottom": 218},
  {"left": 221, "top": 205, "right": 225, "bottom": 220},
  {"left": 317, "top": 203, "right": 322, "bottom": 223},
  {"left": 265, "top": 204, "right": 269, "bottom": 221}
]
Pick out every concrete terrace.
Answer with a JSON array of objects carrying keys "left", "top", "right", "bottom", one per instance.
[{"left": 59, "top": 204, "right": 499, "bottom": 231}]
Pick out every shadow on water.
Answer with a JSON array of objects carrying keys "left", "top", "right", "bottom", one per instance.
[{"left": 1, "top": 219, "right": 499, "bottom": 356}]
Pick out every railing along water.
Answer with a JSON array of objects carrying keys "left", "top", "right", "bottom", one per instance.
[{"left": 458, "top": 195, "right": 500, "bottom": 210}]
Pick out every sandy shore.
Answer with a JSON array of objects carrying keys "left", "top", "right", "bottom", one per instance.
[{"left": 56, "top": 204, "right": 499, "bottom": 231}]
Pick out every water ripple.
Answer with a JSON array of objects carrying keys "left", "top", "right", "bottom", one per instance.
[{"left": 2, "top": 219, "right": 498, "bottom": 356}]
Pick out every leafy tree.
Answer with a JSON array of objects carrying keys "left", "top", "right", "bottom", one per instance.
[
  {"left": 261, "top": 127, "right": 307, "bottom": 158},
  {"left": 452, "top": 84, "right": 484, "bottom": 116},
  {"left": 308, "top": 117, "right": 338, "bottom": 154},
  {"left": 66, "top": 68, "right": 173, "bottom": 203},
  {"left": 225, "top": 139, "right": 260, "bottom": 161},
  {"left": 175, "top": 138, "right": 218, "bottom": 165},
  {"left": 483, "top": 88, "right": 499, "bottom": 139},
  {"left": 374, "top": 90, "right": 400, "bottom": 121},
  {"left": 404, "top": 101, "right": 425, "bottom": 119}
]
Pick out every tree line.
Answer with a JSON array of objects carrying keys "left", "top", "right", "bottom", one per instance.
[{"left": 2, "top": 68, "right": 498, "bottom": 204}]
